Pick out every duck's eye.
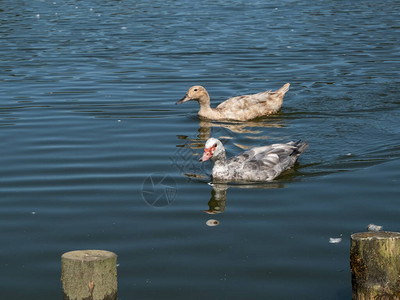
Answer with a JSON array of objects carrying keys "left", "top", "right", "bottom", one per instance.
[{"left": 194, "top": 89, "right": 198, "bottom": 91}]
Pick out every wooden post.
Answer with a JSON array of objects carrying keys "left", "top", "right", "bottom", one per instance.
[
  {"left": 350, "top": 231, "right": 400, "bottom": 300},
  {"left": 61, "top": 250, "right": 117, "bottom": 300}
]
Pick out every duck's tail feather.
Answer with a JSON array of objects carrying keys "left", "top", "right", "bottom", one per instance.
[
  {"left": 274, "top": 83, "right": 290, "bottom": 96},
  {"left": 291, "top": 140, "right": 309, "bottom": 156}
]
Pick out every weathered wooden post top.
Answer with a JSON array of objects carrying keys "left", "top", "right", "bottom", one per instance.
[
  {"left": 350, "top": 231, "right": 400, "bottom": 300},
  {"left": 61, "top": 250, "right": 117, "bottom": 300}
]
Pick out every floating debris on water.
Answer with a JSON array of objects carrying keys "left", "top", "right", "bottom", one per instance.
[
  {"left": 206, "top": 219, "right": 219, "bottom": 227},
  {"left": 367, "top": 224, "right": 383, "bottom": 231},
  {"left": 329, "top": 237, "right": 342, "bottom": 244}
]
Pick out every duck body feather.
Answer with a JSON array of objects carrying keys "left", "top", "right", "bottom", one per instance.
[{"left": 201, "top": 138, "right": 308, "bottom": 183}]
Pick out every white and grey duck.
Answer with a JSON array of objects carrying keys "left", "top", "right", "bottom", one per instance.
[
  {"left": 200, "top": 138, "right": 308, "bottom": 182},
  {"left": 177, "top": 83, "right": 290, "bottom": 121}
]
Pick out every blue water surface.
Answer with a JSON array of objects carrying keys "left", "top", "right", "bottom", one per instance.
[{"left": 1, "top": 0, "right": 399, "bottom": 299}]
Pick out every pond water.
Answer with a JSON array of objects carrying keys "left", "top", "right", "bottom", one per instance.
[{"left": 1, "top": 0, "right": 399, "bottom": 299}]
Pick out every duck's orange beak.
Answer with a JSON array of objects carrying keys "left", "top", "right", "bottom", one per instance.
[
  {"left": 176, "top": 94, "right": 191, "bottom": 104},
  {"left": 199, "top": 146, "right": 215, "bottom": 162}
]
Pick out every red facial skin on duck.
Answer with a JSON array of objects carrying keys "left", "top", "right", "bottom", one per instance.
[{"left": 200, "top": 145, "right": 216, "bottom": 162}]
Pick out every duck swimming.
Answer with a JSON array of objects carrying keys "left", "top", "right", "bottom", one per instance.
[
  {"left": 200, "top": 138, "right": 308, "bottom": 182},
  {"left": 177, "top": 83, "right": 290, "bottom": 121}
]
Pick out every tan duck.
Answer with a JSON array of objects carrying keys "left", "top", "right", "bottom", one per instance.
[{"left": 177, "top": 83, "right": 290, "bottom": 121}]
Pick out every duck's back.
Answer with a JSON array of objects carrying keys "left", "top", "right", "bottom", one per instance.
[
  {"left": 214, "top": 84, "right": 290, "bottom": 121},
  {"left": 223, "top": 141, "right": 308, "bottom": 182},
  {"left": 214, "top": 92, "right": 270, "bottom": 121}
]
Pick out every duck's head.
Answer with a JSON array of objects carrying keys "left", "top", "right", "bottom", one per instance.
[
  {"left": 200, "top": 138, "right": 225, "bottom": 162},
  {"left": 176, "top": 86, "right": 209, "bottom": 105}
]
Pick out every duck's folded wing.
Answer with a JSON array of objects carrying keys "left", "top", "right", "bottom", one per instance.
[
  {"left": 255, "top": 144, "right": 298, "bottom": 170},
  {"left": 253, "top": 144, "right": 294, "bottom": 158},
  {"left": 216, "top": 92, "right": 272, "bottom": 110}
]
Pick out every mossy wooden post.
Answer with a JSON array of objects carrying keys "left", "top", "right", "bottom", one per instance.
[
  {"left": 350, "top": 232, "right": 400, "bottom": 300},
  {"left": 61, "top": 250, "right": 117, "bottom": 300}
]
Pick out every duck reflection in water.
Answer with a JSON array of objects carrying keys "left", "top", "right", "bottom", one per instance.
[
  {"left": 204, "top": 182, "right": 286, "bottom": 215},
  {"left": 204, "top": 184, "right": 227, "bottom": 214}
]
